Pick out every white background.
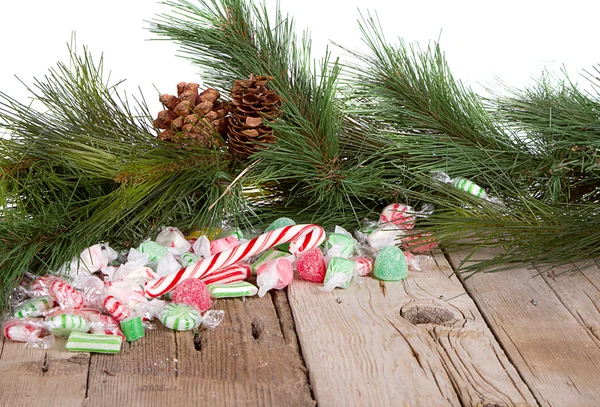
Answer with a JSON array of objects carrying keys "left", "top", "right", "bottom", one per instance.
[{"left": 0, "top": 0, "right": 597, "bottom": 115}]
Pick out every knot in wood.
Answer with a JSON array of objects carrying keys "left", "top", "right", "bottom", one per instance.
[{"left": 401, "top": 303, "right": 455, "bottom": 325}]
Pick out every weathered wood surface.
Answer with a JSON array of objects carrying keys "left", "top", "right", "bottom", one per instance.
[
  {"left": 288, "top": 251, "right": 537, "bottom": 407},
  {"left": 85, "top": 292, "right": 314, "bottom": 407},
  {"left": 447, "top": 248, "right": 600, "bottom": 407},
  {"left": 0, "top": 336, "right": 88, "bottom": 407}
]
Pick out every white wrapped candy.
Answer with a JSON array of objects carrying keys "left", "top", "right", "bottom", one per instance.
[{"left": 156, "top": 226, "right": 192, "bottom": 256}]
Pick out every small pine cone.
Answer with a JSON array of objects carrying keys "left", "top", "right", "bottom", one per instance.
[
  {"left": 152, "top": 82, "right": 230, "bottom": 150},
  {"left": 227, "top": 74, "right": 281, "bottom": 159}
]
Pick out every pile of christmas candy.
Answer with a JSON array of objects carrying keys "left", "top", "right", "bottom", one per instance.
[{"left": 2, "top": 202, "right": 437, "bottom": 354}]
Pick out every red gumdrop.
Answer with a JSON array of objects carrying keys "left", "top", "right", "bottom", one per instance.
[
  {"left": 172, "top": 278, "right": 212, "bottom": 312},
  {"left": 296, "top": 247, "right": 326, "bottom": 283}
]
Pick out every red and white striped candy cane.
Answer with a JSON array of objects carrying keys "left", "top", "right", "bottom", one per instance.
[
  {"left": 144, "top": 224, "right": 325, "bottom": 298},
  {"left": 103, "top": 295, "right": 131, "bottom": 322},
  {"left": 200, "top": 262, "right": 251, "bottom": 286}
]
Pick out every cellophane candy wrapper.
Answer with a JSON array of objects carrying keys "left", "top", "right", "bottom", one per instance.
[
  {"left": 3, "top": 318, "right": 55, "bottom": 349},
  {"left": 88, "top": 314, "right": 126, "bottom": 340},
  {"left": 156, "top": 226, "right": 192, "bottom": 256},
  {"left": 201, "top": 310, "right": 225, "bottom": 330},
  {"left": 157, "top": 252, "right": 183, "bottom": 276},
  {"left": 320, "top": 257, "right": 356, "bottom": 291},
  {"left": 44, "top": 276, "right": 85, "bottom": 312}
]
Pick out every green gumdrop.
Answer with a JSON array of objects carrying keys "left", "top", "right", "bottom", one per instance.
[
  {"left": 265, "top": 217, "right": 296, "bottom": 232},
  {"left": 326, "top": 233, "right": 355, "bottom": 258},
  {"left": 373, "top": 246, "right": 408, "bottom": 281},
  {"left": 265, "top": 217, "right": 296, "bottom": 252}
]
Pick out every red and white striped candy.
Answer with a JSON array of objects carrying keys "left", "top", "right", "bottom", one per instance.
[
  {"left": 380, "top": 203, "right": 416, "bottom": 230},
  {"left": 102, "top": 295, "right": 131, "bottom": 322},
  {"left": 200, "top": 262, "right": 251, "bottom": 286},
  {"left": 144, "top": 224, "right": 325, "bottom": 298},
  {"left": 49, "top": 277, "right": 85, "bottom": 310}
]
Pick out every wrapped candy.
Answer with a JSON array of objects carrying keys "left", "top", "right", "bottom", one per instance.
[
  {"left": 373, "top": 246, "right": 408, "bottom": 281},
  {"left": 102, "top": 295, "right": 132, "bottom": 322},
  {"left": 256, "top": 257, "right": 294, "bottom": 298},
  {"left": 45, "top": 313, "right": 91, "bottom": 337},
  {"left": 172, "top": 278, "right": 212, "bottom": 312},
  {"left": 366, "top": 225, "right": 404, "bottom": 251},
  {"left": 191, "top": 236, "right": 211, "bottom": 259},
  {"left": 138, "top": 241, "right": 169, "bottom": 268},
  {"left": 320, "top": 257, "right": 356, "bottom": 291},
  {"left": 3, "top": 318, "right": 55, "bottom": 349},
  {"left": 379, "top": 203, "right": 416, "bottom": 230},
  {"left": 159, "top": 303, "right": 203, "bottom": 331},
  {"left": 157, "top": 252, "right": 183, "bottom": 276},
  {"left": 180, "top": 252, "right": 200, "bottom": 268},
  {"left": 402, "top": 231, "right": 439, "bottom": 254},
  {"left": 351, "top": 256, "right": 374, "bottom": 277},
  {"left": 325, "top": 233, "right": 356, "bottom": 259},
  {"left": 155, "top": 226, "right": 191, "bottom": 256},
  {"left": 251, "top": 249, "right": 288, "bottom": 275},
  {"left": 88, "top": 314, "right": 125, "bottom": 340},
  {"left": 13, "top": 296, "right": 55, "bottom": 318},
  {"left": 210, "top": 236, "right": 240, "bottom": 255},
  {"left": 43, "top": 276, "right": 85, "bottom": 310},
  {"left": 432, "top": 171, "right": 505, "bottom": 205},
  {"left": 70, "top": 243, "right": 118, "bottom": 275}
]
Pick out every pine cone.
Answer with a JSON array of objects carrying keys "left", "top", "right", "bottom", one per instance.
[
  {"left": 227, "top": 74, "right": 281, "bottom": 159},
  {"left": 153, "top": 82, "right": 229, "bottom": 149}
]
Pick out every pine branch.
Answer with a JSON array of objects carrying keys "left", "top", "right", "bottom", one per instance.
[{"left": 152, "top": 0, "right": 392, "bottom": 229}]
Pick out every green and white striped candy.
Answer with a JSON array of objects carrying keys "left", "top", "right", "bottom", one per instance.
[
  {"left": 13, "top": 296, "right": 54, "bottom": 318},
  {"left": 454, "top": 178, "right": 488, "bottom": 199},
  {"left": 208, "top": 281, "right": 258, "bottom": 298},
  {"left": 66, "top": 332, "right": 123, "bottom": 353},
  {"left": 160, "top": 303, "right": 202, "bottom": 331},
  {"left": 46, "top": 314, "right": 91, "bottom": 337}
]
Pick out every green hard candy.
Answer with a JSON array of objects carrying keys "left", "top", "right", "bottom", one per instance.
[
  {"left": 264, "top": 217, "right": 296, "bottom": 252},
  {"left": 373, "top": 246, "right": 408, "bottom": 281}
]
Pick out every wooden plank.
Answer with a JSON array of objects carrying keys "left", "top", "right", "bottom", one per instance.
[
  {"left": 446, "top": 248, "right": 600, "bottom": 407},
  {"left": 288, "top": 252, "right": 537, "bottom": 407},
  {"left": 85, "top": 291, "right": 314, "bottom": 407},
  {"left": 0, "top": 337, "right": 89, "bottom": 407},
  {"left": 539, "top": 260, "right": 600, "bottom": 347},
  {"left": 175, "top": 291, "right": 315, "bottom": 406}
]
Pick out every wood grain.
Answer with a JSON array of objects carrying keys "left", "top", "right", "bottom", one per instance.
[
  {"left": 84, "top": 291, "right": 314, "bottom": 407},
  {"left": 0, "top": 337, "right": 88, "bottom": 407},
  {"left": 447, "top": 248, "right": 600, "bottom": 407},
  {"left": 288, "top": 252, "right": 536, "bottom": 407}
]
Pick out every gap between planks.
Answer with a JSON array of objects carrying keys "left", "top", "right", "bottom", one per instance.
[
  {"left": 446, "top": 247, "right": 600, "bottom": 407},
  {"left": 288, "top": 251, "right": 537, "bottom": 407}
]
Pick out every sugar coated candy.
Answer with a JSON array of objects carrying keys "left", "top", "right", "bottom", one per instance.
[
  {"left": 66, "top": 332, "right": 123, "bottom": 354},
  {"left": 296, "top": 247, "right": 327, "bottom": 283},
  {"left": 172, "top": 278, "right": 212, "bottom": 312},
  {"left": 13, "top": 296, "right": 55, "bottom": 318},
  {"left": 208, "top": 281, "right": 258, "bottom": 298},
  {"left": 160, "top": 303, "right": 202, "bottom": 331},
  {"left": 379, "top": 203, "right": 416, "bottom": 230},
  {"left": 46, "top": 313, "right": 91, "bottom": 337},
  {"left": 373, "top": 246, "right": 408, "bottom": 281}
]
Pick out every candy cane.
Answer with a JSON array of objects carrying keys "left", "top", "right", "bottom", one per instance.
[
  {"left": 200, "top": 263, "right": 251, "bottom": 286},
  {"left": 144, "top": 224, "right": 325, "bottom": 298}
]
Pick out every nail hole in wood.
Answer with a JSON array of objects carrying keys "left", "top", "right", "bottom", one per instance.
[
  {"left": 401, "top": 304, "right": 455, "bottom": 325},
  {"left": 251, "top": 319, "right": 263, "bottom": 340},
  {"left": 194, "top": 331, "right": 204, "bottom": 352}
]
